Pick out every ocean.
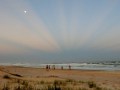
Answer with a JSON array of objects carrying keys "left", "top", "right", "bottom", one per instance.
[{"left": 0, "top": 62, "right": 120, "bottom": 71}]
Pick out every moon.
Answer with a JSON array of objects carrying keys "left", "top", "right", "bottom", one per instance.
[{"left": 24, "top": 11, "right": 27, "bottom": 14}]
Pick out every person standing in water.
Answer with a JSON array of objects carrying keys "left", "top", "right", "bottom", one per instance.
[
  {"left": 69, "top": 65, "right": 71, "bottom": 70},
  {"left": 46, "top": 65, "right": 48, "bottom": 70},
  {"left": 52, "top": 65, "right": 55, "bottom": 70},
  {"left": 61, "top": 66, "right": 63, "bottom": 70}
]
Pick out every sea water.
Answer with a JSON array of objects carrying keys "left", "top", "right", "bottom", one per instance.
[{"left": 0, "top": 62, "right": 120, "bottom": 71}]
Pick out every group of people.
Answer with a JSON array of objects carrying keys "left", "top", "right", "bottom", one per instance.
[
  {"left": 46, "top": 65, "right": 55, "bottom": 70},
  {"left": 45, "top": 65, "right": 71, "bottom": 70}
]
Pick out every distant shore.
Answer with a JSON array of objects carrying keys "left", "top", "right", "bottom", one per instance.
[{"left": 0, "top": 65, "right": 120, "bottom": 90}]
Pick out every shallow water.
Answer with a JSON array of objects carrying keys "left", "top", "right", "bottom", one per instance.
[{"left": 0, "top": 62, "right": 120, "bottom": 71}]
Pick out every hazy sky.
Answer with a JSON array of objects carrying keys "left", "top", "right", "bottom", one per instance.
[{"left": 0, "top": 0, "right": 120, "bottom": 63}]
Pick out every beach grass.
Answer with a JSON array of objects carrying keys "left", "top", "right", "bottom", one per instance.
[
  {"left": 0, "top": 66, "right": 119, "bottom": 90},
  {"left": 0, "top": 77, "right": 113, "bottom": 90}
]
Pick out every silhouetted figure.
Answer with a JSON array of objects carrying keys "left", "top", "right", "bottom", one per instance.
[
  {"left": 52, "top": 65, "right": 55, "bottom": 70},
  {"left": 61, "top": 66, "right": 63, "bottom": 70},
  {"left": 46, "top": 65, "right": 48, "bottom": 70},
  {"left": 69, "top": 65, "right": 71, "bottom": 70}
]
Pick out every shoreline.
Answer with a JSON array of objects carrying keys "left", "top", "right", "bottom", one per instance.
[{"left": 1, "top": 65, "right": 120, "bottom": 72}]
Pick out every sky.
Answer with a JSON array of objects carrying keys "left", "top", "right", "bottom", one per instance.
[{"left": 0, "top": 0, "right": 120, "bottom": 64}]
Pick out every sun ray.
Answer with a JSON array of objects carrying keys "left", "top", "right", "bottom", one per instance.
[
  {"left": 0, "top": 0, "right": 60, "bottom": 52},
  {"left": 77, "top": 1, "right": 118, "bottom": 48},
  {"left": 57, "top": 0, "right": 69, "bottom": 49},
  {"left": 91, "top": 25, "right": 120, "bottom": 51}
]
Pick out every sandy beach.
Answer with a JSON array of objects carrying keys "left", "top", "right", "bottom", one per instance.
[{"left": 0, "top": 65, "right": 120, "bottom": 90}]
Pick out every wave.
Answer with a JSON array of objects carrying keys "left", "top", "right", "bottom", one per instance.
[{"left": 0, "top": 62, "right": 120, "bottom": 71}]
